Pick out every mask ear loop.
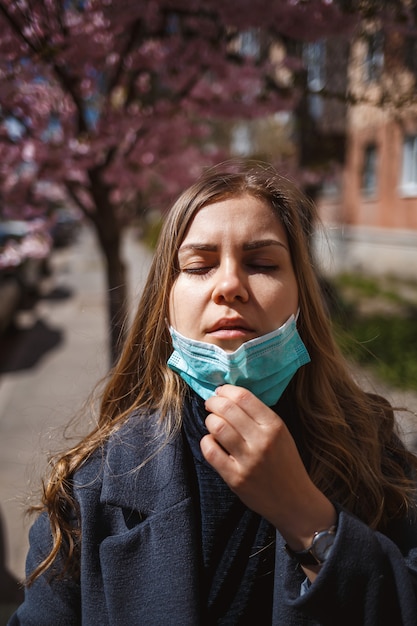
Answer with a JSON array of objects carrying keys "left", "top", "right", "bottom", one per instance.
[{"left": 165, "top": 317, "right": 176, "bottom": 335}]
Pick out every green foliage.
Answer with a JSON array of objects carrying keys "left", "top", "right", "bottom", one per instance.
[
  {"left": 337, "top": 315, "right": 417, "bottom": 389},
  {"left": 335, "top": 273, "right": 405, "bottom": 303},
  {"left": 329, "top": 273, "right": 417, "bottom": 390}
]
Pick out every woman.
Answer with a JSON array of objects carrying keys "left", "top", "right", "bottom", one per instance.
[{"left": 10, "top": 162, "right": 417, "bottom": 625}]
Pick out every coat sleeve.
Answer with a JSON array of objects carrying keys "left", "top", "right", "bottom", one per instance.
[
  {"left": 7, "top": 512, "right": 81, "bottom": 626},
  {"left": 274, "top": 506, "right": 417, "bottom": 626}
]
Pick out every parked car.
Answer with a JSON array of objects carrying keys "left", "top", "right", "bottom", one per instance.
[
  {"left": 0, "top": 219, "right": 52, "bottom": 332},
  {"left": 0, "top": 272, "right": 21, "bottom": 334},
  {"left": 50, "top": 208, "right": 82, "bottom": 248}
]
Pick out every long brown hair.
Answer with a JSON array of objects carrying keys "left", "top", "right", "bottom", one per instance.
[{"left": 29, "top": 160, "right": 417, "bottom": 584}]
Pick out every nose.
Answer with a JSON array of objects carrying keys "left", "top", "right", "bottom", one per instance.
[{"left": 211, "top": 260, "right": 249, "bottom": 304}]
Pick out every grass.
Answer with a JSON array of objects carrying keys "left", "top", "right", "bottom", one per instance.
[{"left": 329, "top": 273, "right": 417, "bottom": 391}]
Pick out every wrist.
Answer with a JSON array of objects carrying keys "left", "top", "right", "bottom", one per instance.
[
  {"left": 280, "top": 496, "right": 337, "bottom": 552},
  {"left": 285, "top": 523, "right": 337, "bottom": 566}
]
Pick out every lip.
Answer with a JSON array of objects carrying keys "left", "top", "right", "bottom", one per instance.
[{"left": 207, "top": 318, "right": 255, "bottom": 334}]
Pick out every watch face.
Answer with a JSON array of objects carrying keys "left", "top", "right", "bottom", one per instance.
[{"left": 312, "top": 529, "right": 336, "bottom": 562}]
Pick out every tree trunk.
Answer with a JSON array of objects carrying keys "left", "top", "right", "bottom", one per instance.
[
  {"left": 88, "top": 214, "right": 128, "bottom": 366},
  {"left": 100, "top": 231, "right": 128, "bottom": 366},
  {"left": 87, "top": 170, "right": 129, "bottom": 365}
]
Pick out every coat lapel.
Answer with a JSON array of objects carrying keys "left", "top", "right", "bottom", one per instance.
[{"left": 90, "top": 415, "right": 201, "bottom": 624}]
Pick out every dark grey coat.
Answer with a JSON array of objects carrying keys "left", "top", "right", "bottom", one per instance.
[{"left": 9, "top": 413, "right": 417, "bottom": 625}]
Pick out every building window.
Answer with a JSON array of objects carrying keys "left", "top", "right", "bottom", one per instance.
[
  {"left": 362, "top": 144, "right": 378, "bottom": 197},
  {"left": 303, "top": 40, "right": 326, "bottom": 119},
  {"left": 364, "top": 32, "right": 384, "bottom": 82},
  {"left": 401, "top": 135, "right": 417, "bottom": 196},
  {"left": 231, "top": 123, "right": 253, "bottom": 156},
  {"left": 237, "top": 29, "right": 261, "bottom": 59}
]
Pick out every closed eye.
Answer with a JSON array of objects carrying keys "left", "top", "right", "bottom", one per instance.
[
  {"left": 245, "top": 256, "right": 280, "bottom": 272},
  {"left": 248, "top": 263, "right": 278, "bottom": 270},
  {"left": 181, "top": 264, "right": 216, "bottom": 276}
]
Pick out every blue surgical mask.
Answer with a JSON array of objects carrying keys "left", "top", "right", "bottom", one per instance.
[{"left": 167, "top": 313, "right": 310, "bottom": 406}]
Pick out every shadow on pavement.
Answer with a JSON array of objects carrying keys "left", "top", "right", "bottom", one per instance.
[
  {"left": 0, "top": 319, "right": 63, "bottom": 374},
  {"left": 0, "top": 277, "right": 72, "bottom": 375},
  {"left": 40, "top": 285, "right": 73, "bottom": 302},
  {"left": 0, "top": 507, "right": 24, "bottom": 623}
]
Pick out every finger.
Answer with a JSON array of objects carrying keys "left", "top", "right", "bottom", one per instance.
[
  {"left": 200, "top": 433, "right": 240, "bottom": 484},
  {"left": 206, "top": 384, "right": 281, "bottom": 428},
  {"left": 205, "top": 411, "right": 248, "bottom": 457},
  {"left": 205, "top": 393, "right": 261, "bottom": 444}
]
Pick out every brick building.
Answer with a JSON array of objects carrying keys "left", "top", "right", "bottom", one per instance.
[{"left": 316, "top": 25, "right": 417, "bottom": 278}]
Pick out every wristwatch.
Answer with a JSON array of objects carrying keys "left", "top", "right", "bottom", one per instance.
[{"left": 285, "top": 525, "right": 337, "bottom": 566}]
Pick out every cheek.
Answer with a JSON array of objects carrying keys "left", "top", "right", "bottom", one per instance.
[
  {"left": 169, "top": 279, "right": 207, "bottom": 336},
  {"left": 259, "top": 279, "right": 299, "bottom": 321},
  {"left": 168, "top": 281, "right": 193, "bottom": 328}
]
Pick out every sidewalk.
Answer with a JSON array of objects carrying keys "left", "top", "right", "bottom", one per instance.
[
  {"left": 354, "top": 367, "right": 417, "bottom": 452},
  {"left": 0, "top": 225, "right": 152, "bottom": 606}
]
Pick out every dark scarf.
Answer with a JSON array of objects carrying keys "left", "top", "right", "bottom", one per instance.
[{"left": 182, "top": 392, "right": 276, "bottom": 625}]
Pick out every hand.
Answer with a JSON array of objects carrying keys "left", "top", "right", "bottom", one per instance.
[{"left": 202, "top": 384, "right": 336, "bottom": 550}]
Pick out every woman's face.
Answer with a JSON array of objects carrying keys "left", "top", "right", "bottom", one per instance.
[{"left": 169, "top": 194, "right": 299, "bottom": 352}]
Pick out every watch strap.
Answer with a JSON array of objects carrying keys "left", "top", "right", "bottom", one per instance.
[{"left": 284, "top": 525, "right": 337, "bottom": 566}]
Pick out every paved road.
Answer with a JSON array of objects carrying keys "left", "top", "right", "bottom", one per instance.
[
  {"left": 0, "top": 225, "right": 152, "bottom": 620},
  {"left": 0, "top": 223, "right": 416, "bottom": 621}
]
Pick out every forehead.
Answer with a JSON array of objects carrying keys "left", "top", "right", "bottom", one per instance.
[{"left": 181, "top": 194, "right": 286, "bottom": 242}]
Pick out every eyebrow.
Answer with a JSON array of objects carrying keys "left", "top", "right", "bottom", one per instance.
[
  {"left": 178, "top": 239, "right": 288, "bottom": 254},
  {"left": 244, "top": 239, "right": 288, "bottom": 251}
]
